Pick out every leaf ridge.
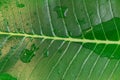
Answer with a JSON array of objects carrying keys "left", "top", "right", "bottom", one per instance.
[{"left": 0, "top": 31, "right": 120, "bottom": 45}]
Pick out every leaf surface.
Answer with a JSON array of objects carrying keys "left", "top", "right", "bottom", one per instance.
[{"left": 0, "top": 0, "right": 120, "bottom": 80}]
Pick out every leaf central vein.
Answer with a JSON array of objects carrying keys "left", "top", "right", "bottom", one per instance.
[{"left": 0, "top": 31, "right": 119, "bottom": 44}]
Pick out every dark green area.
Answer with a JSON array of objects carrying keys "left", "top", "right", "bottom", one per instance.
[
  {"left": 83, "top": 43, "right": 120, "bottom": 60},
  {"left": 0, "top": 73, "right": 17, "bottom": 80},
  {"left": 0, "top": 0, "right": 11, "bottom": 9},
  {"left": 83, "top": 17, "right": 120, "bottom": 59},
  {"left": 85, "top": 17, "right": 120, "bottom": 40},
  {"left": 20, "top": 44, "right": 38, "bottom": 63},
  {"left": 16, "top": 3, "right": 25, "bottom": 8}
]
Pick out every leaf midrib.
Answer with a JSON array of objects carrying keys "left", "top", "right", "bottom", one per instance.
[{"left": 0, "top": 31, "right": 119, "bottom": 44}]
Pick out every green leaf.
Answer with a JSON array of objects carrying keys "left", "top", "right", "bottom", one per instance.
[
  {"left": 0, "top": 0, "right": 120, "bottom": 80},
  {"left": 0, "top": 73, "right": 17, "bottom": 80}
]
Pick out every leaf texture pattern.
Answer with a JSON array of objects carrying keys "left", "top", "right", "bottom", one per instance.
[{"left": 0, "top": 0, "right": 120, "bottom": 80}]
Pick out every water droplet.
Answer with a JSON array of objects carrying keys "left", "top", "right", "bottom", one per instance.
[
  {"left": 54, "top": 6, "right": 68, "bottom": 18},
  {"left": 44, "top": 51, "right": 49, "bottom": 57}
]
